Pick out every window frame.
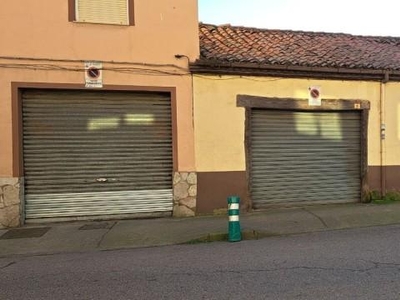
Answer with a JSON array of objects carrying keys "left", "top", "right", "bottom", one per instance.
[{"left": 68, "top": 0, "right": 135, "bottom": 26}]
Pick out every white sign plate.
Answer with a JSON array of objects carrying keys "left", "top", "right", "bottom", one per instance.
[
  {"left": 308, "top": 86, "right": 321, "bottom": 106},
  {"left": 85, "top": 61, "right": 103, "bottom": 88}
]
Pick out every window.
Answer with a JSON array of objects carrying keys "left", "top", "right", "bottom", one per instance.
[{"left": 69, "top": 0, "right": 134, "bottom": 25}]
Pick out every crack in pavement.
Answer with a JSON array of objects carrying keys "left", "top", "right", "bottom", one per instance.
[
  {"left": 362, "top": 259, "right": 400, "bottom": 269},
  {"left": 96, "top": 222, "right": 117, "bottom": 248},
  {"left": 302, "top": 208, "right": 329, "bottom": 228},
  {"left": 213, "top": 265, "right": 377, "bottom": 274},
  {"left": 161, "top": 260, "right": 400, "bottom": 277},
  {"left": 152, "top": 266, "right": 377, "bottom": 278},
  {"left": 0, "top": 261, "right": 16, "bottom": 270}
]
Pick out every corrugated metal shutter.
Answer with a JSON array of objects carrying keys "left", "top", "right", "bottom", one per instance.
[
  {"left": 22, "top": 90, "right": 173, "bottom": 219},
  {"left": 76, "top": 0, "right": 129, "bottom": 25},
  {"left": 250, "top": 110, "right": 361, "bottom": 207}
]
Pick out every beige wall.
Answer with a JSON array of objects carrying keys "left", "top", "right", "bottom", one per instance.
[
  {"left": 0, "top": 0, "right": 199, "bottom": 177},
  {"left": 193, "top": 75, "right": 383, "bottom": 172},
  {"left": 384, "top": 83, "right": 400, "bottom": 166}
]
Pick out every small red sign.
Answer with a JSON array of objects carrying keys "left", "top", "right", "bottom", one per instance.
[
  {"left": 310, "top": 88, "right": 320, "bottom": 99},
  {"left": 87, "top": 67, "right": 100, "bottom": 79}
]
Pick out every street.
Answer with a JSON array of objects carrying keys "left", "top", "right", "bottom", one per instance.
[{"left": 2, "top": 225, "right": 400, "bottom": 300}]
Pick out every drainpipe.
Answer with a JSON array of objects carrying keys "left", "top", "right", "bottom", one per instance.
[{"left": 380, "top": 71, "right": 389, "bottom": 197}]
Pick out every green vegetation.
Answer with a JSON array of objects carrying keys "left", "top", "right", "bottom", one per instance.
[{"left": 370, "top": 190, "right": 400, "bottom": 204}]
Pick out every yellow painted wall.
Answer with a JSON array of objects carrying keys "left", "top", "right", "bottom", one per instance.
[
  {"left": 193, "top": 75, "right": 382, "bottom": 172},
  {"left": 0, "top": 0, "right": 199, "bottom": 177},
  {"left": 383, "top": 83, "right": 400, "bottom": 166}
]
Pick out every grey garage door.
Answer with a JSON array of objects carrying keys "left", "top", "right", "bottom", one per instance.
[
  {"left": 250, "top": 109, "right": 361, "bottom": 207},
  {"left": 22, "top": 90, "right": 173, "bottom": 219}
]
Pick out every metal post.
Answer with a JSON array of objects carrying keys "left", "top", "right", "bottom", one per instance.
[{"left": 227, "top": 196, "right": 241, "bottom": 242}]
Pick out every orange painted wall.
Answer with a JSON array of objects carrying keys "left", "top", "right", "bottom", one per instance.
[
  {"left": 0, "top": 0, "right": 199, "bottom": 62},
  {"left": 0, "top": 0, "right": 199, "bottom": 176}
]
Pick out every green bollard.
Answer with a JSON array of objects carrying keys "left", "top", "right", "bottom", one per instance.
[{"left": 227, "top": 196, "right": 241, "bottom": 242}]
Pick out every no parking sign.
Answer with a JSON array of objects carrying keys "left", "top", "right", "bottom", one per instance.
[
  {"left": 84, "top": 61, "right": 103, "bottom": 88},
  {"left": 308, "top": 86, "right": 321, "bottom": 106}
]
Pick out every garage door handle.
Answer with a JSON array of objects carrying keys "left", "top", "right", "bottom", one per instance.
[
  {"left": 94, "top": 178, "right": 118, "bottom": 182},
  {"left": 96, "top": 178, "right": 108, "bottom": 182}
]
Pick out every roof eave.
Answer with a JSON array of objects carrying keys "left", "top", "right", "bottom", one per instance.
[{"left": 190, "top": 59, "right": 397, "bottom": 82}]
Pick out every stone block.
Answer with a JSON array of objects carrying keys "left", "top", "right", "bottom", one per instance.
[
  {"left": 179, "top": 197, "right": 196, "bottom": 209},
  {"left": 3, "top": 185, "right": 20, "bottom": 206},
  {"left": 0, "top": 205, "right": 20, "bottom": 228},
  {"left": 181, "top": 172, "right": 188, "bottom": 181},
  {"left": 174, "top": 182, "right": 189, "bottom": 200},
  {"left": 173, "top": 205, "right": 195, "bottom": 217},
  {"left": 188, "top": 185, "right": 197, "bottom": 197},
  {"left": 0, "top": 178, "right": 19, "bottom": 186},
  {"left": 0, "top": 189, "right": 4, "bottom": 208},
  {"left": 173, "top": 172, "right": 181, "bottom": 185},
  {"left": 187, "top": 172, "right": 197, "bottom": 185}
]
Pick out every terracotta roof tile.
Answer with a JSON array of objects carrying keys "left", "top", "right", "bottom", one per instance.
[{"left": 199, "top": 23, "right": 400, "bottom": 71}]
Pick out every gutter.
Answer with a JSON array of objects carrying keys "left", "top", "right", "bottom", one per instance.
[{"left": 190, "top": 60, "right": 400, "bottom": 82}]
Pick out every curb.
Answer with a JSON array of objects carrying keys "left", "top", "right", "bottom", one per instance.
[{"left": 182, "top": 230, "right": 277, "bottom": 244}]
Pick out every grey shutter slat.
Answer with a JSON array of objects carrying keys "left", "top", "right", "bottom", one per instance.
[
  {"left": 250, "top": 110, "right": 361, "bottom": 207},
  {"left": 23, "top": 90, "right": 173, "bottom": 219}
]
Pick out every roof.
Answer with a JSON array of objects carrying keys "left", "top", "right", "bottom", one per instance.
[{"left": 198, "top": 23, "right": 400, "bottom": 72}]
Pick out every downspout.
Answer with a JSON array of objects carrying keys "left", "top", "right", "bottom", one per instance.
[{"left": 380, "top": 71, "right": 389, "bottom": 197}]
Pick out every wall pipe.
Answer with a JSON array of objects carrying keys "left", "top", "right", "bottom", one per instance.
[{"left": 380, "top": 71, "right": 389, "bottom": 197}]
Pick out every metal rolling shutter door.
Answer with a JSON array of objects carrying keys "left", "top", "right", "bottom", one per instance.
[
  {"left": 251, "top": 110, "right": 361, "bottom": 207},
  {"left": 23, "top": 90, "right": 173, "bottom": 219}
]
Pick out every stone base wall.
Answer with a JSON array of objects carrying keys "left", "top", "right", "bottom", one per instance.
[
  {"left": 0, "top": 178, "right": 22, "bottom": 228},
  {"left": 173, "top": 172, "right": 197, "bottom": 217},
  {"left": 0, "top": 174, "right": 198, "bottom": 226}
]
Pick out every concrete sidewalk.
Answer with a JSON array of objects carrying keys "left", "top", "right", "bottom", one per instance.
[{"left": 1, "top": 202, "right": 400, "bottom": 257}]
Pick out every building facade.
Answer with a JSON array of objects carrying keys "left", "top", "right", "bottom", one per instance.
[
  {"left": 3, "top": 6, "right": 400, "bottom": 228},
  {"left": 192, "top": 24, "right": 400, "bottom": 213},
  {"left": 0, "top": 0, "right": 199, "bottom": 227}
]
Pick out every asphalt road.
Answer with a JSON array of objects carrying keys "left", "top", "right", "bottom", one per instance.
[{"left": 2, "top": 225, "right": 400, "bottom": 300}]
